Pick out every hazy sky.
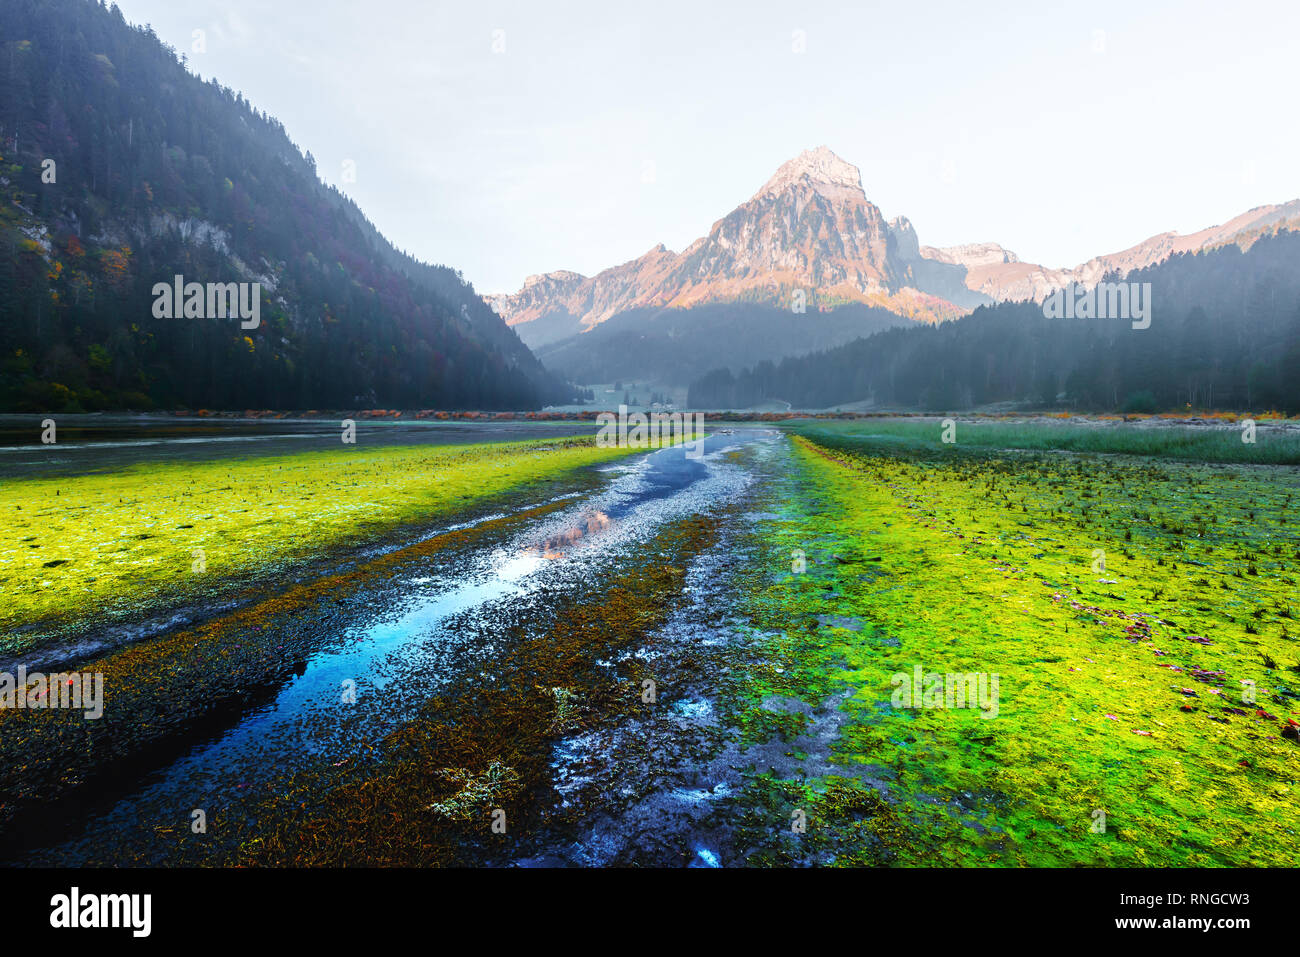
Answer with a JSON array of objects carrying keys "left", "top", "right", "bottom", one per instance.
[{"left": 114, "top": 0, "right": 1299, "bottom": 294}]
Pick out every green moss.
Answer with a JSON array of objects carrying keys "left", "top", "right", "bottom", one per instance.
[
  {"left": 0, "top": 436, "right": 633, "bottom": 652},
  {"left": 733, "top": 431, "right": 1300, "bottom": 866}
]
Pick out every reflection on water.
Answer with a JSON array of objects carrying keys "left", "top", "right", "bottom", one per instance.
[
  {"left": 34, "top": 430, "right": 778, "bottom": 863},
  {"left": 523, "top": 509, "right": 613, "bottom": 560},
  {"left": 0, "top": 416, "right": 602, "bottom": 479}
]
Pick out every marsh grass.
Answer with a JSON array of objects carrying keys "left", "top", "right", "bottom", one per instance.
[
  {"left": 734, "top": 433, "right": 1300, "bottom": 865},
  {"left": 790, "top": 419, "right": 1300, "bottom": 465},
  {"left": 0, "top": 499, "right": 578, "bottom": 843},
  {"left": 211, "top": 516, "right": 718, "bottom": 866},
  {"left": 0, "top": 436, "right": 634, "bottom": 655}
]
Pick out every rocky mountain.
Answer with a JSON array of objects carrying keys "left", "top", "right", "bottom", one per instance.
[
  {"left": 925, "top": 201, "right": 1300, "bottom": 304},
  {"left": 488, "top": 147, "right": 980, "bottom": 347},
  {"left": 692, "top": 229, "right": 1300, "bottom": 413},
  {"left": 491, "top": 147, "right": 1300, "bottom": 344},
  {"left": 0, "top": 0, "right": 573, "bottom": 412}
]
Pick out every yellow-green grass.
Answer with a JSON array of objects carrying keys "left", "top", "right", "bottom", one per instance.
[
  {"left": 738, "top": 434, "right": 1300, "bottom": 865},
  {"left": 0, "top": 436, "right": 634, "bottom": 653}
]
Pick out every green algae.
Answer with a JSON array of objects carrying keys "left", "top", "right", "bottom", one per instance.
[
  {"left": 9, "top": 424, "right": 1297, "bottom": 867},
  {"left": 733, "top": 430, "right": 1300, "bottom": 866},
  {"left": 0, "top": 498, "right": 581, "bottom": 838},
  {"left": 0, "top": 436, "right": 632, "bottom": 653}
]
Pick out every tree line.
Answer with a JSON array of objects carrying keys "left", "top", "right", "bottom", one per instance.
[{"left": 688, "top": 231, "right": 1300, "bottom": 413}]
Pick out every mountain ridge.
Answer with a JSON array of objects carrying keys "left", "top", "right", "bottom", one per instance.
[
  {"left": 489, "top": 146, "right": 1300, "bottom": 337},
  {"left": 686, "top": 230, "right": 1300, "bottom": 413},
  {"left": 487, "top": 146, "right": 978, "bottom": 339},
  {"left": 0, "top": 0, "right": 570, "bottom": 412},
  {"left": 939, "top": 199, "right": 1300, "bottom": 303}
]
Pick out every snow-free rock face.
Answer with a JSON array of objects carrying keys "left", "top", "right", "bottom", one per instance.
[
  {"left": 921, "top": 242, "right": 1019, "bottom": 268},
  {"left": 755, "top": 144, "right": 869, "bottom": 200},
  {"left": 489, "top": 147, "right": 975, "bottom": 336},
  {"left": 489, "top": 148, "right": 1300, "bottom": 337},
  {"left": 672, "top": 146, "right": 903, "bottom": 303},
  {"left": 889, "top": 216, "right": 922, "bottom": 261},
  {"left": 918, "top": 201, "right": 1300, "bottom": 303},
  {"left": 1064, "top": 200, "right": 1300, "bottom": 291}
]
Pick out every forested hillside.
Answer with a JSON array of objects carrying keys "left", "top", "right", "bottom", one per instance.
[
  {"left": 534, "top": 300, "right": 912, "bottom": 387},
  {"left": 689, "top": 231, "right": 1300, "bottom": 412},
  {"left": 0, "top": 0, "right": 572, "bottom": 411}
]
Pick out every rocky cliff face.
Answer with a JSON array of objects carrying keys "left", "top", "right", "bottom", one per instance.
[
  {"left": 490, "top": 147, "right": 974, "bottom": 340},
  {"left": 1066, "top": 200, "right": 1300, "bottom": 289},
  {"left": 921, "top": 242, "right": 1019, "bottom": 268},
  {"left": 490, "top": 147, "right": 1300, "bottom": 338},
  {"left": 923, "top": 201, "right": 1300, "bottom": 303}
]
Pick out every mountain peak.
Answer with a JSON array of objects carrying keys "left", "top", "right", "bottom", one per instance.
[{"left": 757, "top": 146, "right": 864, "bottom": 197}]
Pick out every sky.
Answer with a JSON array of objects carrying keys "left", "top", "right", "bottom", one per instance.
[{"left": 113, "top": 0, "right": 1300, "bottom": 295}]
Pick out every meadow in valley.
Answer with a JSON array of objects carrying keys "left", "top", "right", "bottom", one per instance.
[
  {"left": 0, "top": 416, "right": 1296, "bottom": 866},
  {"left": 723, "top": 419, "right": 1300, "bottom": 865}
]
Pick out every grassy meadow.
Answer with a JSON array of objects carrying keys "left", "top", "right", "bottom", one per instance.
[
  {"left": 0, "top": 435, "right": 631, "bottom": 655},
  {"left": 728, "top": 423, "right": 1300, "bottom": 865},
  {"left": 3, "top": 415, "right": 1296, "bottom": 868},
  {"left": 784, "top": 417, "right": 1300, "bottom": 465}
]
